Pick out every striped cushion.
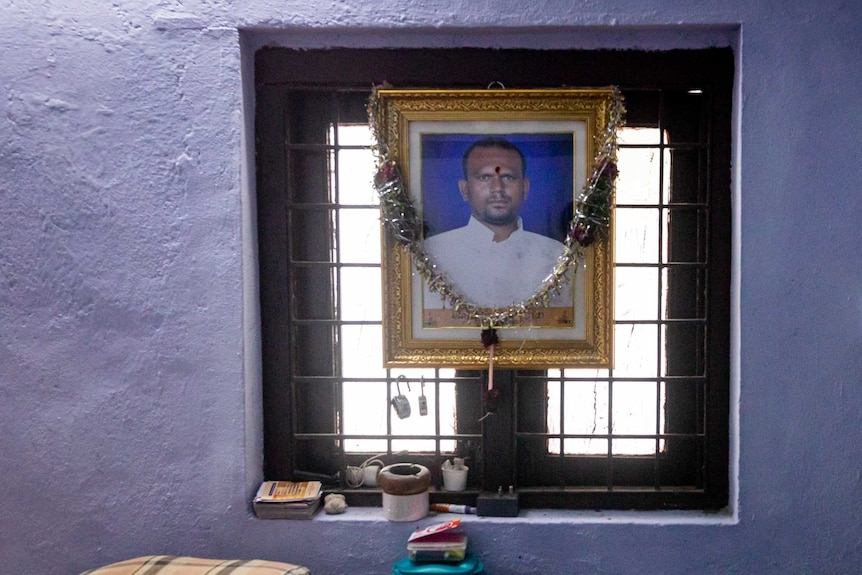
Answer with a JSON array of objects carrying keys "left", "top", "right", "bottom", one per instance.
[{"left": 78, "top": 555, "right": 311, "bottom": 575}]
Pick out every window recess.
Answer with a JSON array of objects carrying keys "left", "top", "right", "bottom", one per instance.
[{"left": 256, "top": 47, "right": 732, "bottom": 510}]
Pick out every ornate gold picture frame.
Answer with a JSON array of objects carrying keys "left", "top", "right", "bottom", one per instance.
[{"left": 372, "top": 88, "right": 621, "bottom": 368}]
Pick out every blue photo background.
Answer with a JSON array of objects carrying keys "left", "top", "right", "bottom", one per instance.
[{"left": 420, "top": 133, "right": 575, "bottom": 243}]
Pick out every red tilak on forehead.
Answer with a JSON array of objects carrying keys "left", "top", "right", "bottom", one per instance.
[{"left": 495, "top": 166, "right": 500, "bottom": 173}]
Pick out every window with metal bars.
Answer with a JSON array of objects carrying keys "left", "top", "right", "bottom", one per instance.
[{"left": 256, "top": 47, "right": 732, "bottom": 510}]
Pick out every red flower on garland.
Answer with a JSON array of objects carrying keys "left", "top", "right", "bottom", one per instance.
[
  {"left": 571, "top": 222, "right": 595, "bottom": 247},
  {"left": 374, "top": 160, "right": 399, "bottom": 187},
  {"left": 598, "top": 159, "right": 618, "bottom": 181}
]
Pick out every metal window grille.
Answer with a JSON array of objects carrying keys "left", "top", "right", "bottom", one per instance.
[{"left": 256, "top": 48, "right": 731, "bottom": 509}]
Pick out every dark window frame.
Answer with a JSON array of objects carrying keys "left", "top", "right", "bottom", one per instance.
[{"left": 255, "top": 47, "right": 733, "bottom": 510}]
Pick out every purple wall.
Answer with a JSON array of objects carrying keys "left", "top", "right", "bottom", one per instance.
[{"left": 2, "top": 2, "right": 862, "bottom": 574}]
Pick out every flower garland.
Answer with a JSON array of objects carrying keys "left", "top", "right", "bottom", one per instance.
[{"left": 368, "top": 87, "right": 625, "bottom": 330}]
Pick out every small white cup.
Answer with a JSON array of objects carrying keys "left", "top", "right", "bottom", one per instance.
[
  {"left": 441, "top": 466, "right": 468, "bottom": 491},
  {"left": 363, "top": 464, "right": 381, "bottom": 487}
]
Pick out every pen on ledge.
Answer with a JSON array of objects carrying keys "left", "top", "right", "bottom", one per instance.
[{"left": 431, "top": 503, "right": 476, "bottom": 514}]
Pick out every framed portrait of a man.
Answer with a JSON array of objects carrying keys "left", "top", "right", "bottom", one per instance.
[{"left": 373, "top": 89, "right": 617, "bottom": 368}]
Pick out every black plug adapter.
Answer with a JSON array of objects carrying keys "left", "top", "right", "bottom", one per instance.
[{"left": 476, "top": 486, "right": 519, "bottom": 517}]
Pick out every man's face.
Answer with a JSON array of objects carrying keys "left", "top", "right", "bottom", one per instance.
[{"left": 459, "top": 146, "right": 530, "bottom": 228}]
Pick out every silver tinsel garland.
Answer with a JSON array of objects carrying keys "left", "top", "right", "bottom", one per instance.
[{"left": 369, "top": 88, "right": 625, "bottom": 328}]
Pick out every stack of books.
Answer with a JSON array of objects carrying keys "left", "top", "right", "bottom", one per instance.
[
  {"left": 253, "top": 480, "right": 323, "bottom": 520},
  {"left": 392, "top": 519, "right": 485, "bottom": 574},
  {"left": 406, "top": 519, "right": 468, "bottom": 562}
]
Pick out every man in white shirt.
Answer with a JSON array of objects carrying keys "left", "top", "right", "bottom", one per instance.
[{"left": 422, "top": 137, "right": 573, "bottom": 310}]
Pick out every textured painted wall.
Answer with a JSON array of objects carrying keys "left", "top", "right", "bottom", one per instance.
[{"left": 2, "top": 1, "right": 862, "bottom": 574}]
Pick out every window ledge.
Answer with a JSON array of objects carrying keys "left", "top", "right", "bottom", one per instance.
[{"left": 306, "top": 506, "right": 737, "bottom": 526}]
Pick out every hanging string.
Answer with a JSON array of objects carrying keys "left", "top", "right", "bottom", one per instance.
[{"left": 480, "top": 327, "right": 500, "bottom": 420}]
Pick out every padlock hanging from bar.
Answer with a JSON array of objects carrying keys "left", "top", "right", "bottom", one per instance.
[{"left": 391, "top": 375, "right": 411, "bottom": 419}]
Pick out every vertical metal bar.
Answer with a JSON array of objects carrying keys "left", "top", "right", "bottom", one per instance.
[
  {"left": 434, "top": 368, "right": 442, "bottom": 466},
  {"left": 513, "top": 374, "right": 521, "bottom": 489},
  {"left": 483, "top": 370, "right": 515, "bottom": 492},
  {"left": 331, "top": 90, "right": 346, "bottom": 464},
  {"left": 655, "top": 89, "right": 667, "bottom": 489},
  {"left": 385, "top": 372, "right": 393, "bottom": 455},
  {"left": 558, "top": 373, "right": 565, "bottom": 487},
  {"left": 606, "top": 376, "right": 614, "bottom": 490},
  {"left": 700, "top": 88, "right": 713, "bottom": 487}
]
